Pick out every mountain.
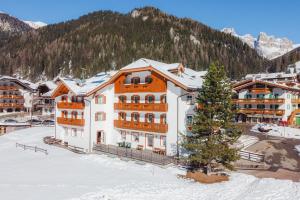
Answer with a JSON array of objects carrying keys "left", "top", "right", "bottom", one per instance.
[
  {"left": 0, "top": 12, "right": 33, "bottom": 46},
  {"left": 0, "top": 7, "right": 268, "bottom": 81},
  {"left": 23, "top": 21, "right": 47, "bottom": 29},
  {"left": 222, "top": 28, "right": 299, "bottom": 60}
]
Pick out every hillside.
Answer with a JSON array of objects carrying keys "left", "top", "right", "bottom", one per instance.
[
  {"left": 270, "top": 46, "right": 300, "bottom": 71},
  {"left": 0, "top": 13, "right": 33, "bottom": 46},
  {"left": 0, "top": 7, "right": 268, "bottom": 81}
]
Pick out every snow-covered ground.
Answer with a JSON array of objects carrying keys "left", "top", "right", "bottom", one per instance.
[
  {"left": 1, "top": 127, "right": 300, "bottom": 200},
  {"left": 251, "top": 123, "right": 300, "bottom": 140}
]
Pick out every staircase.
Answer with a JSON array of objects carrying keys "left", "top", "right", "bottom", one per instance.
[{"left": 288, "top": 109, "right": 300, "bottom": 125}]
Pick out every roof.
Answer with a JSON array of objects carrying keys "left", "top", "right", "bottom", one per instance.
[
  {"left": 118, "top": 58, "right": 205, "bottom": 90},
  {"left": 38, "top": 81, "right": 57, "bottom": 90},
  {"left": 245, "top": 72, "right": 297, "bottom": 80},
  {"left": 233, "top": 79, "right": 300, "bottom": 92},
  {"left": 0, "top": 75, "right": 37, "bottom": 91}
]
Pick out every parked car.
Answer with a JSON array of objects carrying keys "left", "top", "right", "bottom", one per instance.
[
  {"left": 42, "top": 119, "right": 55, "bottom": 126},
  {"left": 4, "top": 119, "right": 18, "bottom": 123},
  {"left": 26, "top": 119, "right": 42, "bottom": 125}
]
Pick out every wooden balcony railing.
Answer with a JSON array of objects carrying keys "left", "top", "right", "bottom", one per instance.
[
  {"left": 233, "top": 98, "right": 285, "bottom": 104},
  {"left": 0, "top": 86, "right": 18, "bottom": 90},
  {"left": 114, "top": 103, "right": 168, "bottom": 112},
  {"left": 0, "top": 95, "right": 24, "bottom": 99},
  {"left": 292, "top": 99, "right": 300, "bottom": 104},
  {"left": 238, "top": 108, "right": 285, "bottom": 116},
  {"left": 0, "top": 103, "right": 24, "bottom": 108},
  {"left": 250, "top": 88, "right": 271, "bottom": 94},
  {"left": 115, "top": 83, "right": 167, "bottom": 93},
  {"left": 57, "top": 102, "right": 85, "bottom": 109},
  {"left": 57, "top": 117, "right": 85, "bottom": 126},
  {"left": 114, "top": 120, "right": 168, "bottom": 133}
]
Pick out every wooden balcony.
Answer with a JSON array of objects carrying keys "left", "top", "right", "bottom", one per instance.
[
  {"left": 114, "top": 103, "right": 168, "bottom": 112},
  {"left": 57, "top": 102, "right": 85, "bottom": 109},
  {"left": 114, "top": 120, "right": 168, "bottom": 133},
  {"left": 57, "top": 117, "right": 85, "bottom": 126},
  {"left": 116, "top": 83, "right": 167, "bottom": 93},
  {"left": 0, "top": 95, "right": 24, "bottom": 99},
  {"left": 292, "top": 99, "right": 300, "bottom": 104},
  {"left": 238, "top": 108, "right": 285, "bottom": 116},
  {"left": 250, "top": 88, "right": 271, "bottom": 94},
  {"left": 0, "top": 103, "right": 24, "bottom": 108},
  {"left": 233, "top": 98, "right": 285, "bottom": 104},
  {"left": 0, "top": 86, "right": 18, "bottom": 90}
]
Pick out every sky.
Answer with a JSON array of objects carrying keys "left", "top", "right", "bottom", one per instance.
[{"left": 1, "top": 0, "right": 299, "bottom": 43}]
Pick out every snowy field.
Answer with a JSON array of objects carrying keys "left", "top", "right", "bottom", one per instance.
[
  {"left": 251, "top": 123, "right": 300, "bottom": 140},
  {"left": 1, "top": 127, "right": 300, "bottom": 200}
]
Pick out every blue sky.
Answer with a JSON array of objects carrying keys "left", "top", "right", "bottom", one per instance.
[{"left": 1, "top": 0, "right": 299, "bottom": 43}]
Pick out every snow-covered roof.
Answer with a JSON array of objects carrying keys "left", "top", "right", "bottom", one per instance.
[
  {"left": 0, "top": 75, "right": 37, "bottom": 90},
  {"left": 38, "top": 81, "right": 57, "bottom": 90},
  {"left": 121, "top": 58, "right": 205, "bottom": 89},
  {"left": 245, "top": 72, "right": 297, "bottom": 80}
]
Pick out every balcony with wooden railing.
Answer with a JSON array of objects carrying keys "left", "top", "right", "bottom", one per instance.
[
  {"left": 0, "top": 86, "right": 18, "bottom": 90},
  {"left": 238, "top": 108, "right": 285, "bottom": 116},
  {"left": 114, "top": 103, "right": 168, "bottom": 112},
  {"left": 250, "top": 88, "right": 271, "bottom": 94},
  {"left": 57, "top": 117, "right": 85, "bottom": 126},
  {"left": 0, "top": 95, "right": 24, "bottom": 99},
  {"left": 114, "top": 120, "right": 168, "bottom": 133},
  {"left": 292, "top": 99, "right": 300, "bottom": 104},
  {"left": 57, "top": 101, "right": 85, "bottom": 109},
  {"left": 233, "top": 98, "right": 285, "bottom": 104},
  {"left": 0, "top": 103, "right": 24, "bottom": 108}
]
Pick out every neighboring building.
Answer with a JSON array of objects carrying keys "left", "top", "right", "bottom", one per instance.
[
  {"left": 0, "top": 76, "right": 37, "bottom": 113},
  {"left": 233, "top": 79, "right": 300, "bottom": 125},
  {"left": 35, "top": 81, "right": 57, "bottom": 115},
  {"left": 52, "top": 58, "right": 206, "bottom": 155}
]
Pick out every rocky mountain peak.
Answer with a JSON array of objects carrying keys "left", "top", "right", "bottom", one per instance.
[{"left": 0, "top": 13, "right": 32, "bottom": 33}]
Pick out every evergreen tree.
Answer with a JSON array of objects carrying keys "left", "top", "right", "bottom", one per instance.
[{"left": 181, "top": 62, "right": 241, "bottom": 173}]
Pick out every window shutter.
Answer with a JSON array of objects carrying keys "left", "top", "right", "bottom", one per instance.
[
  {"left": 95, "top": 113, "right": 98, "bottom": 121},
  {"left": 95, "top": 95, "right": 98, "bottom": 104},
  {"left": 103, "top": 96, "right": 106, "bottom": 104},
  {"left": 103, "top": 112, "right": 106, "bottom": 121}
]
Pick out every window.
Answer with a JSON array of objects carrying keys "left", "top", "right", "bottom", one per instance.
[
  {"left": 95, "top": 95, "right": 106, "bottom": 104},
  {"left": 187, "top": 95, "right": 193, "bottom": 104},
  {"left": 71, "top": 96, "right": 77, "bottom": 102},
  {"left": 145, "top": 76, "right": 153, "bottom": 84},
  {"left": 244, "top": 104, "right": 252, "bottom": 109},
  {"left": 64, "top": 128, "right": 69, "bottom": 137},
  {"left": 160, "top": 114, "right": 167, "bottom": 124},
  {"left": 71, "top": 111, "right": 78, "bottom": 119},
  {"left": 95, "top": 112, "right": 106, "bottom": 121},
  {"left": 147, "top": 134, "right": 154, "bottom": 147},
  {"left": 131, "top": 77, "right": 140, "bottom": 84},
  {"left": 61, "top": 96, "right": 68, "bottom": 102},
  {"left": 119, "top": 112, "right": 126, "bottom": 121},
  {"left": 119, "top": 95, "right": 127, "bottom": 103},
  {"left": 257, "top": 104, "right": 265, "bottom": 109},
  {"left": 160, "top": 136, "right": 166, "bottom": 147},
  {"left": 145, "top": 113, "right": 155, "bottom": 123},
  {"left": 274, "top": 94, "right": 279, "bottom": 99},
  {"left": 287, "top": 94, "right": 291, "bottom": 99},
  {"left": 160, "top": 94, "right": 167, "bottom": 103},
  {"left": 132, "top": 132, "right": 139, "bottom": 142},
  {"left": 245, "top": 94, "right": 252, "bottom": 99},
  {"left": 62, "top": 110, "right": 68, "bottom": 118},
  {"left": 131, "top": 112, "right": 139, "bottom": 122},
  {"left": 186, "top": 115, "right": 193, "bottom": 126},
  {"left": 131, "top": 95, "right": 140, "bottom": 103},
  {"left": 72, "top": 128, "right": 77, "bottom": 137},
  {"left": 256, "top": 94, "right": 265, "bottom": 99},
  {"left": 287, "top": 104, "right": 290, "bottom": 110},
  {"left": 121, "top": 131, "right": 126, "bottom": 141},
  {"left": 145, "top": 95, "right": 155, "bottom": 103}
]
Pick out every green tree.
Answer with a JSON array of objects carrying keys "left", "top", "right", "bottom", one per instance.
[{"left": 181, "top": 62, "right": 241, "bottom": 173}]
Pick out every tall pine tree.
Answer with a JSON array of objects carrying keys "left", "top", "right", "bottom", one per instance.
[{"left": 181, "top": 62, "right": 241, "bottom": 173}]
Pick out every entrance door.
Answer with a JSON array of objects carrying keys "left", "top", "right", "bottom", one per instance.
[{"left": 97, "top": 131, "right": 104, "bottom": 144}]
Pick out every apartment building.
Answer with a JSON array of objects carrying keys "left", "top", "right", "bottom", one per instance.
[
  {"left": 0, "top": 76, "right": 37, "bottom": 113},
  {"left": 233, "top": 79, "right": 300, "bottom": 125},
  {"left": 52, "top": 58, "right": 206, "bottom": 156},
  {"left": 35, "top": 81, "right": 57, "bottom": 115}
]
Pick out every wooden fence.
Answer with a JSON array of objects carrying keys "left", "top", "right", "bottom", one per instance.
[
  {"left": 93, "top": 144, "right": 174, "bottom": 165},
  {"left": 16, "top": 143, "right": 48, "bottom": 155},
  {"left": 239, "top": 150, "right": 264, "bottom": 163}
]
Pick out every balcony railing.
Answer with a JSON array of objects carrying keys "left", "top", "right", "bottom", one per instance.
[
  {"left": 0, "top": 86, "right": 18, "bottom": 90},
  {"left": 114, "top": 103, "right": 168, "bottom": 112},
  {"left": 0, "top": 103, "right": 24, "bottom": 108},
  {"left": 238, "top": 108, "right": 285, "bottom": 116},
  {"left": 233, "top": 98, "right": 285, "bottom": 104},
  {"left": 250, "top": 88, "right": 271, "bottom": 94},
  {"left": 0, "top": 95, "right": 24, "bottom": 99},
  {"left": 57, "top": 117, "right": 85, "bottom": 126},
  {"left": 114, "top": 120, "right": 168, "bottom": 133},
  {"left": 292, "top": 99, "right": 300, "bottom": 104},
  {"left": 57, "top": 102, "right": 85, "bottom": 109}
]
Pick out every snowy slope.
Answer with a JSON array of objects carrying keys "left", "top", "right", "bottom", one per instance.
[
  {"left": 23, "top": 21, "right": 47, "bottom": 29},
  {"left": 1, "top": 127, "right": 300, "bottom": 200},
  {"left": 222, "top": 28, "right": 299, "bottom": 59}
]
